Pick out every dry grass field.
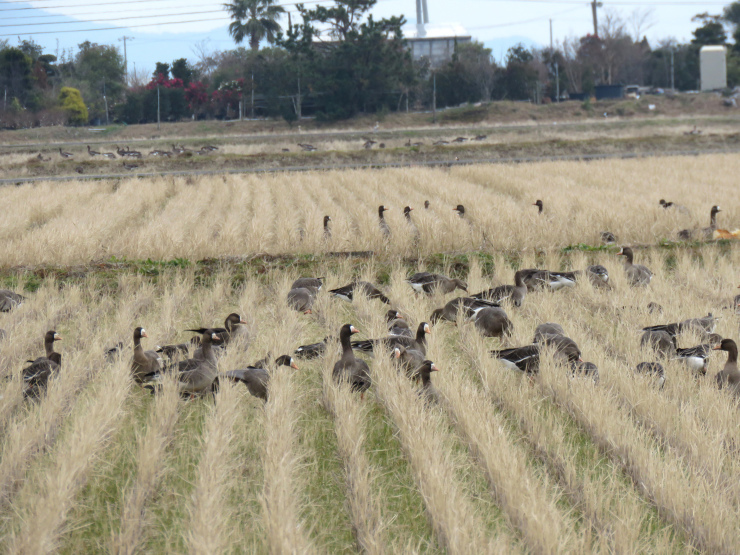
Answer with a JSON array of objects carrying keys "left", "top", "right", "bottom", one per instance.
[
  {"left": 0, "top": 152, "right": 738, "bottom": 553},
  {"left": 0, "top": 154, "right": 738, "bottom": 267}
]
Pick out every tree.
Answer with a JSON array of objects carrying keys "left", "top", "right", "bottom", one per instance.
[
  {"left": 691, "top": 13, "right": 727, "bottom": 45},
  {"left": 171, "top": 58, "right": 194, "bottom": 85},
  {"left": 63, "top": 42, "right": 125, "bottom": 121},
  {"left": 224, "top": 0, "right": 285, "bottom": 51},
  {"left": 153, "top": 62, "right": 170, "bottom": 80},
  {"left": 0, "top": 48, "right": 34, "bottom": 107},
  {"left": 58, "top": 86, "right": 88, "bottom": 125}
]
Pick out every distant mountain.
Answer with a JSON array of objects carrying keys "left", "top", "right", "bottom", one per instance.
[{"left": 483, "top": 36, "right": 542, "bottom": 63}]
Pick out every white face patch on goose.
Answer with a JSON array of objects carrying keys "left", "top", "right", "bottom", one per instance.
[
  {"left": 140, "top": 328, "right": 146, "bottom": 335},
  {"left": 211, "top": 333, "right": 219, "bottom": 340}
]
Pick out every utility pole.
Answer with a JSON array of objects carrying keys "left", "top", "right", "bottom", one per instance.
[
  {"left": 157, "top": 85, "right": 160, "bottom": 130},
  {"left": 251, "top": 71, "right": 255, "bottom": 119},
  {"left": 591, "top": 1, "right": 602, "bottom": 37},
  {"left": 550, "top": 19, "right": 553, "bottom": 51},
  {"left": 103, "top": 79, "right": 109, "bottom": 125},
  {"left": 670, "top": 48, "right": 675, "bottom": 91},
  {"left": 118, "top": 35, "right": 134, "bottom": 85}
]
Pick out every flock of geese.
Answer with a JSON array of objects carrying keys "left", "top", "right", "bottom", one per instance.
[
  {"left": 3, "top": 265, "right": 737, "bottom": 403},
  {"left": 1, "top": 197, "right": 738, "bottom": 402}
]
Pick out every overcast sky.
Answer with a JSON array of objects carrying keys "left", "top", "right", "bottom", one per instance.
[{"left": 0, "top": 0, "right": 733, "bottom": 74}]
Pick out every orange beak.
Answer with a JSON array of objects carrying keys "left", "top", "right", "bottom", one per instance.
[
  {"left": 304, "top": 309, "right": 312, "bottom": 315},
  {"left": 713, "top": 345, "right": 721, "bottom": 350},
  {"left": 141, "top": 331, "right": 148, "bottom": 338},
  {"left": 291, "top": 362, "right": 299, "bottom": 370}
]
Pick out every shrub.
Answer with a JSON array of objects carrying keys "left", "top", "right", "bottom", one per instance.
[{"left": 58, "top": 86, "right": 88, "bottom": 125}]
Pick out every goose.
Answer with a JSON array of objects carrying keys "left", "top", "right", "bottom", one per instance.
[
  {"left": 105, "top": 341, "right": 125, "bottom": 362},
  {"left": 600, "top": 231, "right": 617, "bottom": 245},
  {"left": 640, "top": 330, "right": 676, "bottom": 359},
  {"left": 146, "top": 330, "right": 222, "bottom": 395},
  {"left": 36, "top": 152, "right": 50, "bottom": 162},
  {"left": 407, "top": 272, "right": 468, "bottom": 295},
  {"left": 617, "top": 247, "right": 652, "bottom": 286},
  {"left": 201, "top": 145, "right": 218, "bottom": 151},
  {"left": 59, "top": 148, "right": 73, "bottom": 158},
  {"left": 473, "top": 134, "right": 487, "bottom": 141},
  {"left": 678, "top": 205, "right": 720, "bottom": 240},
  {"left": 472, "top": 270, "right": 528, "bottom": 307},
  {"left": 433, "top": 140, "right": 449, "bottom": 146},
  {"left": 363, "top": 139, "right": 376, "bottom": 149},
  {"left": 473, "top": 307, "right": 513, "bottom": 338},
  {"left": 415, "top": 360, "right": 440, "bottom": 404},
  {"left": 404, "top": 206, "right": 418, "bottom": 230},
  {"left": 714, "top": 339, "right": 739, "bottom": 395},
  {"left": 22, "top": 330, "right": 62, "bottom": 398},
  {"left": 102, "top": 152, "right": 116, "bottom": 159},
  {"left": 387, "top": 310, "right": 411, "bottom": 337},
  {"left": 122, "top": 162, "right": 139, "bottom": 171},
  {"left": 291, "top": 277, "right": 323, "bottom": 291},
  {"left": 186, "top": 313, "right": 249, "bottom": 357},
  {"left": 329, "top": 281, "right": 390, "bottom": 304},
  {"left": 87, "top": 145, "right": 100, "bottom": 156},
  {"left": 659, "top": 198, "right": 690, "bottom": 215},
  {"left": 734, "top": 285, "right": 740, "bottom": 311},
  {"left": 333, "top": 324, "right": 371, "bottom": 395},
  {"left": 156, "top": 343, "right": 190, "bottom": 360},
  {"left": 453, "top": 204, "right": 465, "bottom": 218},
  {"left": 451, "top": 136, "right": 467, "bottom": 143},
  {"left": 0, "top": 289, "right": 25, "bottom": 312},
  {"left": 635, "top": 362, "right": 666, "bottom": 389},
  {"left": 493, "top": 335, "right": 581, "bottom": 374},
  {"left": 519, "top": 269, "right": 576, "bottom": 291},
  {"left": 675, "top": 334, "right": 722, "bottom": 375},
  {"left": 117, "top": 145, "right": 128, "bottom": 156},
  {"left": 533, "top": 200, "right": 544, "bottom": 214},
  {"left": 131, "top": 327, "right": 163, "bottom": 383},
  {"left": 430, "top": 297, "right": 499, "bottom": 324},
  {"left": 571, "top": 360, "right": 599, "bottom": 384},
  {"left": 647, "top": 302, "right": 664, "bottom": 315},
  {"left": 351, "top": 322, "right": 430, "bottom": 356},
  {"left": 75, "top": 166, "right": 84, "bottom": 174},
  {"left": 642, "top": 313, "right": 718, "bottom": 338},
  {"left": 294, "top": 337, "right": 330, "bottom": 359},
  {"left": 424, "top": 200, "right": 430, "bottom": 209},
  {"left": 323, "top": 216, "right": 332, "bottom": 239},
  {"left": 378, "top": 205, "right": 391, "bottom": 237},
  {"left": 124, "top": 147, "right": 142, "bottom": 158},
  {"left": 221, "top": 355, "right": 298, "bottom": 401},
  {"left": 533, "top": 322, "right": 566, "bottom": 343},
  {"left": 393, "top": 345, "right": 425, "bottom": 377},
  {"left": 586, "top": 265, "right": 610, "bottom": 288},
  {"left": 287, "top": 287, "right": 317, "bottom": 314}
]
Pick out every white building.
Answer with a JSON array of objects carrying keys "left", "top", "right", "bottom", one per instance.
[
  {"left": 700, "top": 45, "right": 727, "bottom": 91},
  {"left": 404, "top": 23, "right": 472, "bottom": 68}
]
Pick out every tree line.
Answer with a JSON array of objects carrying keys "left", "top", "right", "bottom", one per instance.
[{"left": 0, "top": 0, "right": 738, "bottom": 128}]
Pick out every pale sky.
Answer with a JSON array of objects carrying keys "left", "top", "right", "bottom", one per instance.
[{"left": 0, "top": 0, "right": 733, "bottom": 74}]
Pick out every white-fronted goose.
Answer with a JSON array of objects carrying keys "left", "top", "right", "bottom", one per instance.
[
  {"left": 329, "top": 281, "right": 390, "bottom": 304},
  {"left": 287, "top": 287, "right": 317, "bottom": 314},
  {"left": 533, "top": 322, "right": 565, "bottom": 343},
  {"left": 351, "top": 321, "right": 430, "bottom": 356},
  {"left": 387, "top": 310, "right": 411, "bottom": 337},
  {"left": 147, "top": 330, "right": 222, "bottom": 395},
  {"left": 659, "top": 198, "right": 690, "bottom": 215},
  {"left": 221, "top": 355, "right": 298, "bottom": 401},
  {"left": 131, "top": 327, "right": 163, "bottom": 383},
  {"left": 291, "top": 277, "right": 323, "bottom": 291},
  {"left": 520, "top": 269, "right": 576, "bottom": 291},
  {"left": 102, "top": 152, "right": 116, "bottom": 159},
  {"left": 0, "top": 289, "right": 25, "bottom": 312},
  {"left": 430, "top": 297, "right": 498, "bottom": 323},
  {"left": 59, "top": 148, "right": 73, "bottom": 158},
  {"left": 474, "top": 307, "right": 513, "bottom": 338},
  {"left": 393, "top": 345, "right": 425, "bottom": 377},
  {"left": 571, "top": 360, "right": 599, "bottom": 384},
  {"left": 105, "top": 341, "right": 125, "bottom": 362},
  {"left": 492, "top": 335, "right": 581, "bottom": 374},
  {"left": 643, "top": 313, "right": 718, "bottom": 338},
  {"left": 407, "top": 272, "right": 468, "bottom": 295},
  {"left": 87, "top": 145, "right": 100, "bottom": 156},
  {"left": 675, "top": 334, "right": 722, "bottom": 375},
  {"left": 636, "top": 362, "right": 666, "bottom": 389},
  {"left": 333, "top": 324, "right": 371, "bottom": 395},
  {"left": 640, "top": 330, "right": 676, "bottom": 359},
  {"left": 187, "top": 313, "right": 249, "bottom": 359},
  {"left": 533, "top": 200, "right": 543, "bottom": 214},
  {"left": 404, "top": 206, "right": 420, "bottom": 239},
  {"left": 453, "top": 204, "right": 465, "bottom": 218},
  {"left": 600, "top": 231, "right": 617, "bottom": 245},
  {"left": 714, "top": 339, "right": 739, "bottom": 395},
  {"left": 323, "top": 216, "right": 331, "bottom": 239},
  {"left": 617, "top": 247, "right": 652, "bottom": 286},
  {"left": 415, "top": 360, "right": 440, "bottom": 404},
  {"left": 586, "top": 265, "right": 610, "bottom": 288},
  {"left": 294, "top": 337, "right": 330, "bottom": 359},
  {"left": 22, "top": 330, "right": 61, "bottom": 398},
  {"left": 378, "top": 205, "right": 391, "bottom": 237},
  {"left": 679, "top": 205, "right": 720, "bottom": 240},
  {"left": 123, "top": 162, "right": 139, "bottom": 171},
  {"left": 472, "top": 270, "right": 528, "bottom": 307}
]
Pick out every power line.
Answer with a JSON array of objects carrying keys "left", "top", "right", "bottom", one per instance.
[
  {"left": 2, "top": 2, "right": 212, "bottom": 20},
  {"left": 0, "top": 0, "right": 326, "bottom": 12},
  {"left": 0, "top": 9, "right": 226, "bottom": 28},
  {"left": 0, "top": 16, "right": 231, "bottom": 36}
]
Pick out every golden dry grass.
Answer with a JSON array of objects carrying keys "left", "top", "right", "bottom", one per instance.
[
  {"left": 0, "top": 154, "right": 737, "bottom": 266},
  {"left": 0, "top": 154, "right": 738, "bottom": 553}
]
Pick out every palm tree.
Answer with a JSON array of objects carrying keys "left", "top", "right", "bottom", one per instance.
[{"left": 224, "top": 0, "right": 285, "bottom": 51}]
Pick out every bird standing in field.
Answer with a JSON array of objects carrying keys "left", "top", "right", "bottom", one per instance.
[
  {"left": 131, "top": 327, "right": 163, "bottom": 384},
  {"left": 221, "top": 355, "right": 299, "bottom": 401},
  {"left": 333, "top": 324, "right": 371, "bottom": 396},
  {"left": 533, "top": 200, "right": 544, "bottom": 214},
  {"left": 323, "top": 215, "right": 332, "bottom": 240},
  {"left": 0, "top": 289, "right": 25, "bottom": 312},
  {"left": 617, "top": 247, "right": 652, "bottom": 286},
  {"left": 22, "top": 330, "right": 62, "bottom": 399},
  {"left": 714, "top": 339, "right": 739, "bottom": 396},
  {"left": 407, "top": 272, "right": 468, "bottom": 295},
  {"left": 378, "top": 205, "right": 391, "bottom": 237},
  {"left": 59, "top": 148, "right": 73, "bottom": 159}
]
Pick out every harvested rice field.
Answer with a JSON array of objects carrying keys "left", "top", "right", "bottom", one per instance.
[{"left": 0, "top": 153, "right": 738, "bottom": 554}]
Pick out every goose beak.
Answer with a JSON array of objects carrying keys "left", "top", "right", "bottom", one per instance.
[
  {"left": 211, "top": 333, "right": 219, "bottom": 341},
  {"left": 578, "top": 357, "right": 584, "bottom": 362},
  {"left": 54, "top": 333, "right": 62, "bottom": 340},
  {"left": 350, "top": 325, "right": 359, "bottom": 334},
  {"left": 431, "top": 363, "right": 440, "bottom": 372},
  {"left": 304, "top": 309, "right": 312, "bottom": 315},
  {"left": 713, "top": 345, "right": 721, "bottom": 350},
  {"left": 394, "top": 348, "right": 401, "bottom": 359},
  {"left": 290, "top": 360, "right": 299, "bottom": 370},
  {"left": 424, "top": 324, "right": 431, "bottom": 334},
  {"left": 141, "top": 331, "right": 148, "bottom": 338},
  {"left": 239, "top": 319, "right": 247, "bottom": 324}
]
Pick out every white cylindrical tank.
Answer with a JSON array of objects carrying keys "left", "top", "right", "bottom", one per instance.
[{"left": 700, "top": 45, "right": 727, "bottom": 91}]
